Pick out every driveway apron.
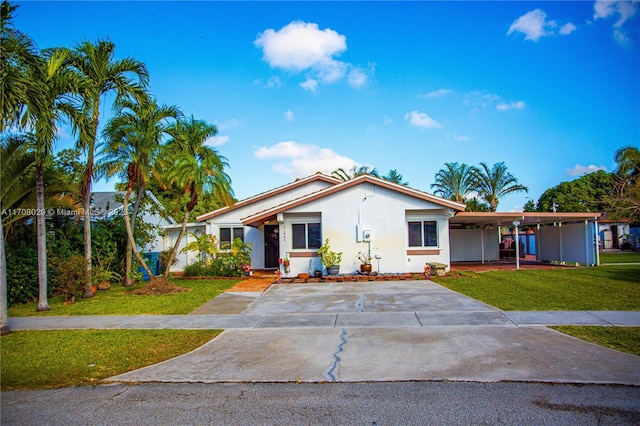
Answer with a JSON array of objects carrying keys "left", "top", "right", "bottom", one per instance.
[{"left": 107, "top": 281, "right": 640, "bottom": 385}]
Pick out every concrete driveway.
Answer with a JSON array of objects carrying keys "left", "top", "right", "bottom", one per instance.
[{"left": 107, "top": 281, "right": 640, "bottom": 385}]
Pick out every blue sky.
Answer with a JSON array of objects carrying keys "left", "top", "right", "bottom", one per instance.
[{"left": 14, "top": 1, "right": 640, "bottom": 212}]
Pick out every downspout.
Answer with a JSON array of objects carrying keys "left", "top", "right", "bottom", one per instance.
[{"left": 513, "top": 220, "right": 520, "bottom": 269}]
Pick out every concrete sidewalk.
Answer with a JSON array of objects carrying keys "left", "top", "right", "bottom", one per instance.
[{"left": 7, "top": 281, "right": 640, "bottom": 386}]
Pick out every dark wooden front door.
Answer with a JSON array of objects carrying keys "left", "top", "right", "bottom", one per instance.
[{"left": 264, "top": 225, "right": 280, "bottom": 268}]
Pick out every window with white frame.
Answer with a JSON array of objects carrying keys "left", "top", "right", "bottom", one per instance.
[
  {"left": 220, "top": 226, "right": 244, "bottom": 248},
  {"left": 291, "top": 222, "right": 322, "bottom": 249},
  {"left": 407, "top": 220, "right": 438, "bottom": 247}
]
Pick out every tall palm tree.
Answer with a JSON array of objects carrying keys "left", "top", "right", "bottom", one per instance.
[
  {"left": 431, "top": 162, "right": 476, "bottom": 203},
  {"left": 160, "top": 117, "right": 234, "bottom": 277},
  {"left": 471, "top": 162, "right": 528, "bottom": 212},
  {"left": 22, "top": 48, "right": 84, "bottom": 310},
  {"left": 0, "top": 1, "right": 37, "bottom": 131},
  {"left": 69, "top": 39, "right": 148, "bottom": 297},
  {"left": 99, "top": 95, "right": 180, "bottom": 284}
]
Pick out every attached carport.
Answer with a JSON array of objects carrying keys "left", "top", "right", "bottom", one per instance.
[{"left": 449, "top": 212, "right": 603, "bottom": 269}]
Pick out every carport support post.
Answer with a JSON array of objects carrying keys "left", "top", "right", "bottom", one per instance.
[{"left": 513, "top": 220, "right": 520, "bottom": 269}]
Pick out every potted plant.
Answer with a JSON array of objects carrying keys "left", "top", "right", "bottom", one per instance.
[
  {"left": 317, "top": 238, "right": 342, "bottom": 275},
  {"left": 92, "top": 266, "right": 122, "bottom": 290},
  {"left": 358, "top": 251, "right": 373, "bottom": 274}
]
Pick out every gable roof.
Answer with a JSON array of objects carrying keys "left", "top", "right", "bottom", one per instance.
[
  {"left": 240, "top": 174, "right": 466, "bottom": 227},
  {"left": 196, "top": 172, "right": 341, "bottom": 222}
]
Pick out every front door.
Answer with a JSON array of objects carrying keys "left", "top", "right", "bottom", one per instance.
[{"left": 264, "top": 225, "right": 280, "bottom": 268}]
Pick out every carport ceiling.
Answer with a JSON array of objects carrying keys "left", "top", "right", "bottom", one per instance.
[{"left": 450, "top": 212, "right": 602, "bottom": 227}]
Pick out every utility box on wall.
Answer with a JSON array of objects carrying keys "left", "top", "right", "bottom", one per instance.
[
  {"left": 362, "top": 229, "right": 372, "bottom": 241},
  {"left": 356, "top": 225, "right": 373, "bottom": 242}
]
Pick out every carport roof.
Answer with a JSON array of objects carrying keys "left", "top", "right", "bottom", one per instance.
[{"left": 450, "top": 212, "right": 602, "bottom": 227}]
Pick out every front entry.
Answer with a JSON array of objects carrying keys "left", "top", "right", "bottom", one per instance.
[{"left": 264, "top": 225, "right": 280, "bottom": 268}]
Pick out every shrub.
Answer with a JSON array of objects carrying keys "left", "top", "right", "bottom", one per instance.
[
  {"left": 183, "top": 261, "right": 208, "bottom": 277},
  {"left": 182, "top": 252, "right": 251, "bottom": 277},
  {"left": 49, "top": 255, "right": 86, "bottom": 303},
  {"left": 5, "top": 246, "right": 43, "bottom": 306}
]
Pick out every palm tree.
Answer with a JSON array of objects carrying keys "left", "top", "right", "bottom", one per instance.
[
  {"left": 431, "top": 162, "right": 476, "bottom": 203},
  {"left": 471, "top": 162, "right": 528, "bottom": 212},
  {"left": 180, "top": 232, "right": 219, "bottom": 265},
  {"left": 21, "top": 48, "right": 84, "bottom": 310},
  {"left": 332, "top": 165, "right": 380, "bottom": 181},
  {"left": 0, "top": 1, "right": 37, "bottom": 131},
  {"left": 609, "top": 146, "right": 640, "bottom": 222},
  {"left": 382, "top": 169, "right": 408, "bottom": 186},
  {"left": 160, "top": 117, "right": 234, "bottom": 277},
  {"left": 99, "top": 95, "right": 180, "bottom": 284},
  {"left": 69, "top": 39, "right": 148, "bottom": 297}
]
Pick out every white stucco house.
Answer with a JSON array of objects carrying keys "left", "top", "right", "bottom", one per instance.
[
  {"left": 164, "top": 172, "right": 466, "bottom": 275},
  {"left": 163, "top": 172, "right": 603, "bottom": 275}
]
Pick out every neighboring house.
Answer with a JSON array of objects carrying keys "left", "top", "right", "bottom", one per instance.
[
  {"left": 91, "top": 191, "right": 176, "bottom": 254},
  {"left": 163, "top": 172, "right": 604, "bottom": 275},
  {"left": 598, "top": 219, "right": 631, "bottom": 250}
]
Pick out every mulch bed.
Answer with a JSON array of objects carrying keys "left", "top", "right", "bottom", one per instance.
[{"left": 132, "top": 277, "right": 190, "bottom": 295}]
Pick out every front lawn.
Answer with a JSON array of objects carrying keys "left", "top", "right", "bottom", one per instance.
[
  {"left": 1, "top": 329, "right": 221, "bottom": 391},
  {"left": 551, "top": 326, "right": 640, "bottom": 357},
  {"left": 433, "top": 265, "right": 640, "bottom": 311},
  {"left": 8, "top": 278, "right": 241, "bottom": 317},
  {"left": 600, "top": 251, "right": 640, "bottom": 264}
]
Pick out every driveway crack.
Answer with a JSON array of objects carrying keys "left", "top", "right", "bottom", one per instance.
[{"left": 325, "top": 328, "right": 348, "bottom": 382}]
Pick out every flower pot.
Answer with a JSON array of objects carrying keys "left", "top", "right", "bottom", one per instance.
[
  {"left": 297, "top": 273, "right": 310, "bottom": 280},
  {"left": 327, "top": 265, "right": 340, "bottom": 276},
  {"left": 360, "top": 264, "right": 372, "bottom": 274}
]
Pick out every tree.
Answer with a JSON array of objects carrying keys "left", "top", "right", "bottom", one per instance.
[
  {"left": 21, "top": 47, "right": 84, "bottom": 310},
  {"left": 471, "top": 162, "right": 528, "bottom": 212},
  {"left": 69, "top": 39, "right": 148, "bottom": 297},
  {"left": 0, "top": 1, "right": 37, "bottom": 131},
  {"left": 382, "top": 169, "right": 409, "bottom": 186},
  {"left": 464, "top": 197, "right": 490, "bottom": 212},
  {"left": 537, "top": 170, "right": 611, "bottom": 213},
  {"left": 99, "top": 95, "right": 180, "bottom": 284},
  {"left": 160, "top": 116, "right": 234, "bottom": 277},
  {"left": 608, "top": 146, "right": 640, "bottom": 222},
  {"left": 180, "top": 232, "right": 219, "bottom": 265},
  {"left": 332, "top": 165, "right": 380, "bottom": 181},
  {"left": 431, "top": 162, "right": 476, "bottom": 203}
]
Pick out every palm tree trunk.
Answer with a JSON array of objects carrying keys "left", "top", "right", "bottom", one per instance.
[
  {"left": 35, "top": 164, "right": 50, "bottom": 311},
  {"left": 124, "top": 183, "right": 145, "bottom": 285},
  {"left": 82, "top": 182, "right": 93, "bottom": 298},
  {"left": 163, "top": 209, "right": 190, "bottom": 278},
  {"left": 123, "top": 185, "right": 153, "bottom": 279},
  {"left": 0, "top": 213, "right": 11, "bottom": 335}
]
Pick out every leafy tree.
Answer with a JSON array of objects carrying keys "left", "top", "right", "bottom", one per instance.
[
  {"left": 159, "top": 116, "right": 234, "bottom": 277},
  {"left": 464, "top": 197, "right": 490, "bottom": 212},
  {"left": 471, "top": 162, "right": 528, "bottom": 212},
  {"left": 431, "top": 162, "right": 476, "bottom": 203},
  {"left": 99, "top": 95, "right": 180, "bottom": 284},
  {"left": 537, "top": 170, "right": 611, "bottom": 213},
  {"left": 607, "top": 146, "right": 640, "bottom": 222},
  {"left": 69, "top": 39, "right": 149, "bottom": 297}
]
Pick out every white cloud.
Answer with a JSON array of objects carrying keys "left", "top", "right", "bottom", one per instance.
[
  {"left": 216, "top": 118, "right": 240, "bottom": 131},
  {"left": 347, "top": 67, "right": 368, "bottom": 88},
  {"left": 448, "top": 133, "right": 470, "bottom": 142},
  {"left": 254, "top": 141, "right": 357, "bottom": 177},
  {"left": 496, "top": 100, "right": 526, "bottom": 111},
  {"left": 507, "top": 9, "right": 576, "bottom": 41},
  {"left": 567, "top": 164, "right": 607, "bottom": 176},
  {"left": 419, "top": 89, "right": 453, "bottom": 98},
  {"left": 404, "top": 110, "right": 442, "bottom": 129},
  {"left": 255, "top": 21, "right": 373, "bottom": 90},
  {"left": 593, "top": 0, "right": 638, "bottom": 46},
  {"left": 264, "top": 76, "right": 282, "bottom": 88},
  {"left": 300, "top": 78, "right": 319, "bottom": 93},
  {"left": 284, "top": 110, "right": 294, "bottom": 121},
  {"left": 205, "top": 135, "right": 229, "bottom": 147}
]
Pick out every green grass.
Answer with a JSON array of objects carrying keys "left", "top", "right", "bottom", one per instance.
[
  {"left": 433, "top": 265, "right": 640, "bottom": 311},
  {"left": 8, "top": 278, "right": 241, "bottom": 317},
  {"left": 552, "top": 326, "right": 640, "bottom": 357},
  {"left": 0, "top": 329, "right": 221, "bottom": 391},
  {"left": 600, "top": 251, "right": 640, "bottom": 264}
]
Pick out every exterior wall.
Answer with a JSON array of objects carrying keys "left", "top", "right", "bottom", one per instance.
[
  {"left": 279, "top": 182, "right": 453, "bottom": 274},
  {"left": 536, "top": 222, "right": 597, "bottom": 266},
  {"left": 163, "top": 224, "right": 206, "bottom": 272},
  {"left": 599, "top": 222, "right": 630, "bottom": 249},
  {"left": 450, "top": 228, "right": 500, "bottom": 262}
]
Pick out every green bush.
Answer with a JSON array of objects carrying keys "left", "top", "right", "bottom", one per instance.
[
  {"left": 5, "top": 246, "right": 44, "bottom": 306},
  {"left": 49, "top": 255, "right": 87, "bottom": 303},
  {"left": 182, "top": 252, "right": 251, "bottom": 277}
]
